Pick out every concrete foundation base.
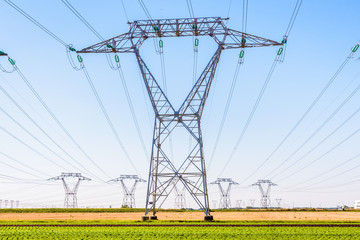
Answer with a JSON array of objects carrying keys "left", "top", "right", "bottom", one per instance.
[
  {"left": 204, "top": 215, "right": 214, "bottom": 221},
  {"left": 141, "top": 216, "right": 149, "bottom": 221},
  {"left": 150, "top": 215, "right": 158, "bottom": 220}
]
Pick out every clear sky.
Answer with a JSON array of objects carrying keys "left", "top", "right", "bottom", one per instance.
[{"left": 0, "top": 0, "right": 360, "bottom": 209}]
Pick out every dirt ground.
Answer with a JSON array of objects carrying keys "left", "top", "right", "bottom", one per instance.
[{"left": 1, "top": 211, "right": 360, "bottom": 221}]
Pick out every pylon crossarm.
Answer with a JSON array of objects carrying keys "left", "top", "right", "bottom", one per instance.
[{"left": 77, "top": 17, "right": 282, "bottom": 54}]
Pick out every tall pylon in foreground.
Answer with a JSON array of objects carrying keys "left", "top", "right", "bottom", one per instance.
[
  {"left": 109, "top": 175, "right": 146, "bottom": 208},
  {"left": 49, "top": 173, "right": 91, "bottom": 208},
  {"left": 79, "top": 17, "right": 282, "bottom": 220},
  {"left": 252, "top": 180, "right": 277, "bottom": 208},
  {"left": 211, "top": 178, "right": 238, "bottom": 209}
]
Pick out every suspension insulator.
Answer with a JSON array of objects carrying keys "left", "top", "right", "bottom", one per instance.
[
  {"left": 277, "top": 47, "right": 284, "bottom": 55},
  {"left": 241, "top": 38, "right": 246, "bottom": 44},
  {"left": 192, "top": 24, "right": 198, "bottom": 30},
  {"left": 239, "top": 50, "right": 245, "bottom": 58},
  {"left": 352, "top": 44, "right": 359, "bottom": 52},
  {"left": 159, "top": 40, "right": 163, "bottom": 48},
  {"left": 195, "top": 38, "right": 199, "bottom": 46},
  {"left": 8, "top": 58, "right": 15, "bottom": 65},
  {"left": 282, "top": 38, "right": 287, "bottom": 44},
  {"left": 153, "top": 26, "right": 159, "bottom": 32},
  {"left": 106, "top": 44, "right": 113, "bottom": 49},
  {"left": 69, "top": 47, "right": 76, "bottom": 52},
  {"left": 77, "top": 55, "right": 83, "bottom": 63},
  {"left": 0, "top": 51, "right": 6, "bottom": 55},
  {"left": 115, "top": 55, "right": 120, "bottom": 63}
]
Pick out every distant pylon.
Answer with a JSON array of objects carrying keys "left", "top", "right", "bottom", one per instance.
[
  {"left": 251, "top": 180, "right": 277, "bottom": 208},
  {"left": 0, "top": 200, "right": 2, "bottom": 208},
  {"left": 173, "top": 181, "right": 187, "bottom": 209},
  {"left": 212, "top": 200, "right": 217, "bottom": 209},
  {"left": 275, "top": 198, "right": 282, "bottom": 208},
  {"left": 236, "top": 200, "right": 242, "bottom": 209},
  {"left": 4, "top": 200, "right": 8, "bottom": 208},
  {"left": 109, "top": 175, "right": 146, "bottom": 208},
  {"left": 211, "top": 178, "right": 239, "bottom": 209},
  {"left": 250, "top": 199, "right": 255, "bottom": 207},
  {"left": 16, "top": 200, "right": 19, "bottom": 208},
  {"left": 10, "top": 200, "right": 14, "bottom": 208},
  {"left": 48, "top": 173, "right": 91, "bottom": 208}
]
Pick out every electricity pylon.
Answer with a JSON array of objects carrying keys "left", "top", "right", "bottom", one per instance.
[
  {"left": 48, "top": 173, "right": 91, "bottom": 208},
  {"left": 109, "top": 175, "right": 146, "bottom": 208},
  {"left": 79, "top": 17, "right": 282, "bottom": 220},
  {"left": 173, "top": 178, "right": 193, "bottom": 209},
  {"left": 236, "top": 200, "right": 242, "bottom": 209},
  {"left": 250, "top": 199, "right": 255, "bottom": 208},
  {"left": 211, "top": 178, "right": 238, "bottom": 209},
  {"left": 275, "top": 198, "right": 282, "bottom": 208},
  {"left": 252, "top": 180, "right": 277, "bottom": 209}
]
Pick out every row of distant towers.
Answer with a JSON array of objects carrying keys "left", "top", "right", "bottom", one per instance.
[
  {"left": 0, "top": 200, "right": 20, "bottom": 208},
  {"left": 211, "top": 178, "right": 279, "bottom": 209},
  {"left": 48, "top": 173, "right": 146, "bottom": 208},
  {"left": 48, "top": 173, "right": 278, "bottom": 209}
]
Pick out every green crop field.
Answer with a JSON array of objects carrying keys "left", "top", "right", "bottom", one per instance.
[{"left": 1, "top": 221, "right": 360, "bottom": 239}]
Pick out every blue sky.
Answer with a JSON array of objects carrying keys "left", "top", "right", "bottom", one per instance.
[{"left": 0, "top": 0, "right": 360, "bottom": 209}]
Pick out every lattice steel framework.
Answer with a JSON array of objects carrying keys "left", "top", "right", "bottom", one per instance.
[
  {"left": 49, "top": 173, "right": 91, "bottom": 208},
  {"left": 211, "top": 178, "right": 238, "bottom": 209},
  {"left": 78, "top": 17, "right": 282, "bottom": 219},
  {"left": 109, "top": 175, "right": 146, "bottom": 208},
  {"left": 252, "top": 180, "right": 277, "bottom": 209}
]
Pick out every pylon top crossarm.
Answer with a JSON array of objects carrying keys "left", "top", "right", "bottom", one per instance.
[
  {"left": 48, "top": 173, "right": 91, "bottom": 181},
  {"left": 77, "top": 17, "right": 282, "bottom": 54},
  {"left": 109, "top": 175, "right": 146, "bottom": 182}
]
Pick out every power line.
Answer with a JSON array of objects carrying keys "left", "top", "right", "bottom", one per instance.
[
  {"left": 0, "top": 152, "right": 50, "bottom": 177},
  {"left": 2, "top": 0, "right": 111, "bottom": 179},
  {"left": 218, "top": 54, "right": 281, "bottom": 178},
  {"left": 243, "top": 43, "right": 359, "bottom": 182},
  {"left": 3, "top": 0, "right": 68, "bottom": 47},
  {"left": 276, "top": 126, "right": 360, "bottom": 183},
  {"left": 60, "top": 0, "right": 105, "bottom": 41},
  {"left": 0, "top": 125, "right": 70, "bottom": 171},
  {"left": 289, "top": 153, "right": 360, "bottom": 190},
  {"left": 0, "top": 81, "right": 103, "bottom": 181},
  {"left": 0, "top": 154, "right": 47, "bottom": 179},
  {"left": 15, "top": 65, "right": 111, "bottom": 179},
  {"left": 186, "top": 0, "right": 195, "bottom": 19},
  {"left": 121, "top": 0, "right": 129, "bottom": 22},
  {"left": 79, "top": 62, "right": 141, "bottom": 176},
  {"left": 61, "top": 0, "right": 148, "bottom": 165},
  {"left": 208, "top": 58, "right": 242, "bottom": 169},
  {"left": 269, "top": 104, "right": 360, "bottom": 180}
]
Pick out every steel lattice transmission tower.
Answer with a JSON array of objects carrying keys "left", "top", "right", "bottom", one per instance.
[
  {"left": 211, "top": 178, "right": 238, "bottom": 209},
  {"left": 252, "top": 180, "right": 277, "bottom": 209},
  {"left": 109, "top": 175, "right": 146, "bottom": 208},
  {"left": 48, "top": 173, "right": 91, "bottom": 208},
  {"left": 78, "top": 17, "right": 282, "bottom": 220}
]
